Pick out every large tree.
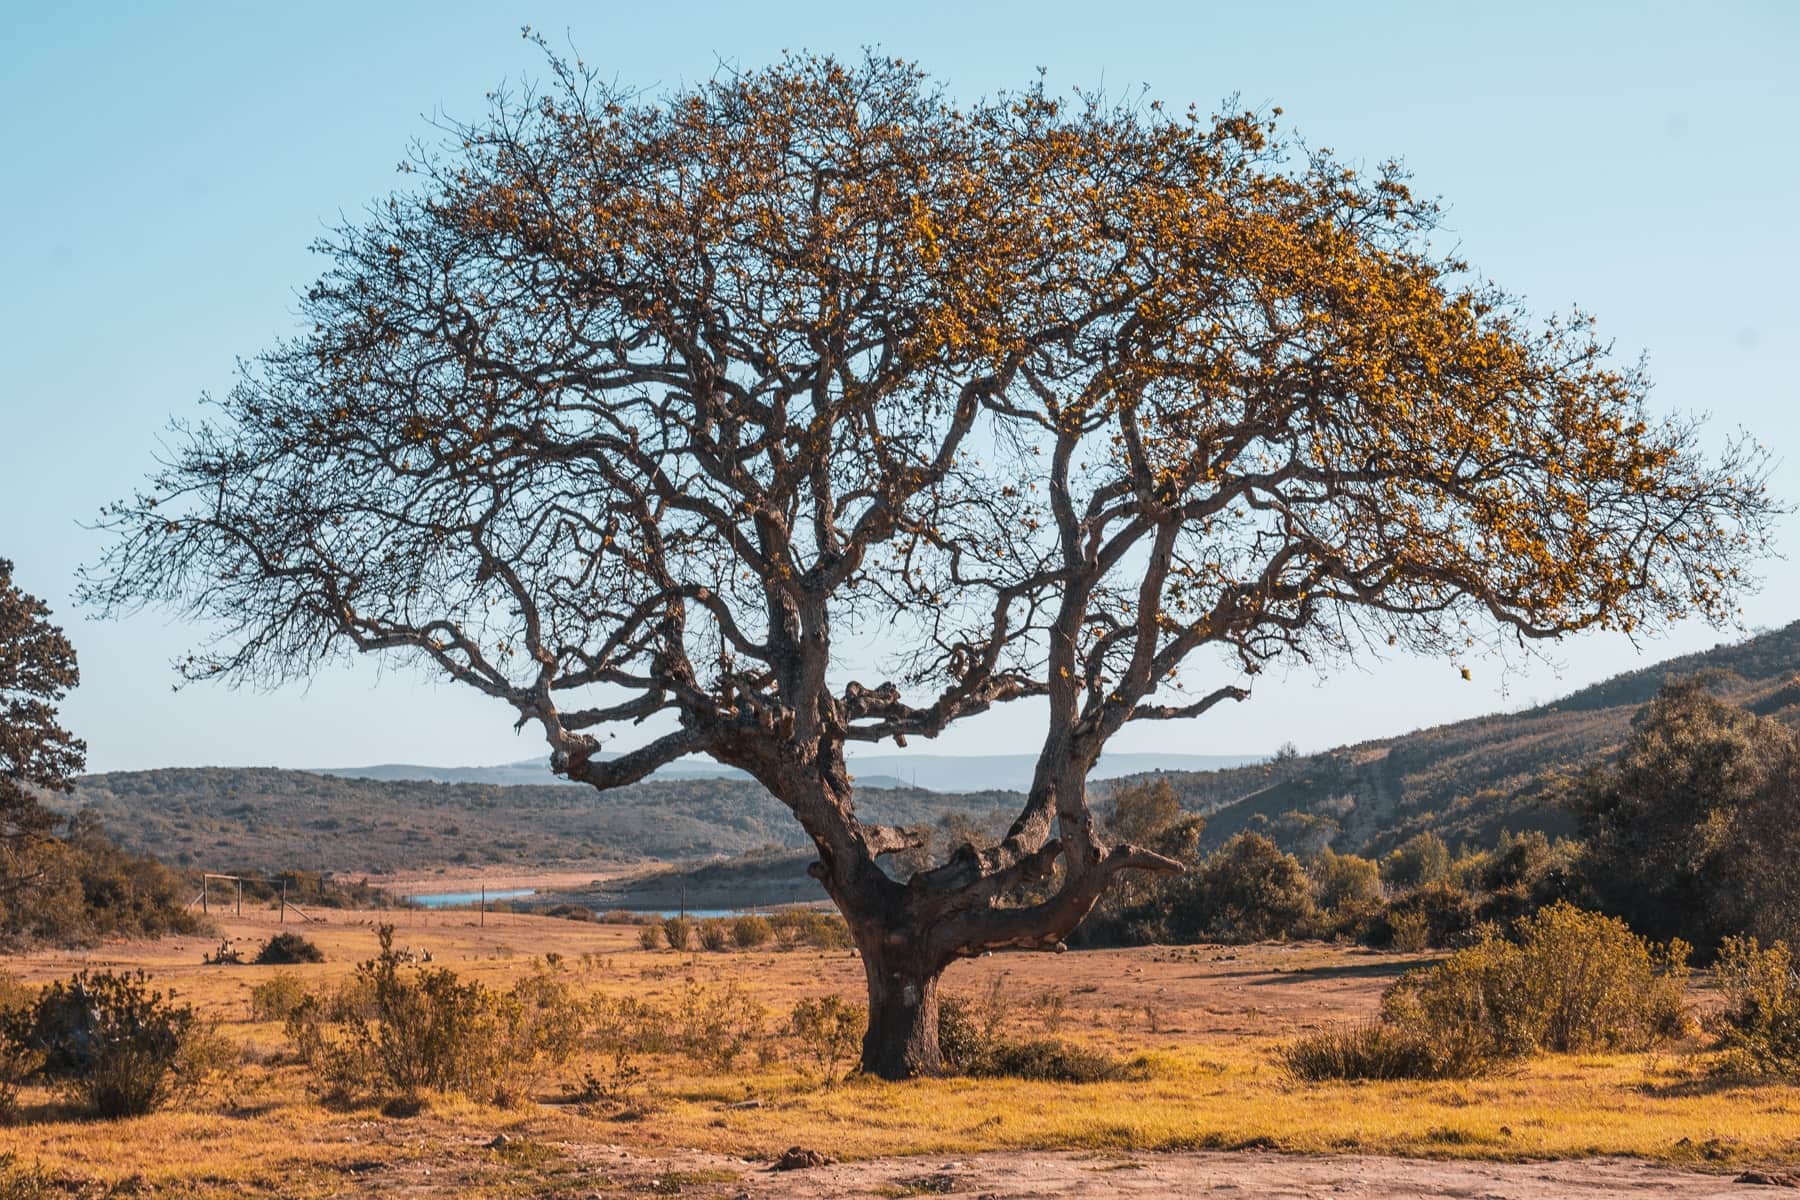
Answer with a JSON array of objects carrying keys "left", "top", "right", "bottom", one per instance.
[{"left": 85, "top": 49, "right": 1772, "bottom": 1076}]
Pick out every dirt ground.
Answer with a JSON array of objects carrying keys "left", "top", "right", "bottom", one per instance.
[
  {"left": 540, "top": 1145, "right": 1788, "bottom": 1199},
  {"left": 4, "top": 909, "right": 1797, "bottom": 1198}
]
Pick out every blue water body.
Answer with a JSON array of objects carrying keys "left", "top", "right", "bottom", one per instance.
[
  {"left": 613, "top": 908, "right": 745, "bottom": 920},
  {"left": 409, "top": 890, "right": 760, "bottom": 919},
  {"left": 413, "top": 888, "right": 536, "bottom": 908}
]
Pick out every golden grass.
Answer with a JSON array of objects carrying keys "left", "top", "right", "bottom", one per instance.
[{"left": 3, "top": 907, "right": 1797, "bottom": 1197}]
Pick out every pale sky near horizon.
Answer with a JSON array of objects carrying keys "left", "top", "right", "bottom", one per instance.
[{"left": 2, "top": 2, "right": 1796, "bottom": 774}]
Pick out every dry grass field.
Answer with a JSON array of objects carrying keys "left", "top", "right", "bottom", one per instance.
[{"left": 4, "top": 907, "right": 1798, "bottom": 1198}]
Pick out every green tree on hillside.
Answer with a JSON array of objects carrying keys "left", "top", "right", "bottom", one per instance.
[{"left": 1577, "top": 679, "right": 1800, "bottom": 950}]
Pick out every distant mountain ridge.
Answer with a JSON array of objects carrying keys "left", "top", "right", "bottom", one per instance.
[{"left": 320, "top": 750, "right": 1262, "bottom": 792}]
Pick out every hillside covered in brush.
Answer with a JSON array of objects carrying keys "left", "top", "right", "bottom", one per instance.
[
  {"left": 50, "top": 623, "right": 1800, "bottom": 876},
  {"left": 1144, "top": 622, "right": 1800, "bottom": 857},
  {"left": 49, "top": 769, "right": 1017, "bottom": 875}
]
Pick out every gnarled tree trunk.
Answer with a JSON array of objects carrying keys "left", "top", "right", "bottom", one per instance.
[{"left": 857, "top": 935, "right": 946, "bottom": 1078}]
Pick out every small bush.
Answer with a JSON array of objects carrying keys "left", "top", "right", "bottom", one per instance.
[
  {"left": 786, "top": 995, "right": 865, "bottom": 1077},
  {"left": 732, "top": 915, "right": 772, "bottom": 949},
  {"left": 589, "top": 993, "right": 675, "bottom": 1056},
  {"left": 1170, "top": 833, "right": 1315, "bottom": 943},
  {"left": 1383, "top": 832, "right": 1453, "bottom": 890},
  {"left": 248, "top": 973, "right": 310, "bottom": 1022},
  {"left": 542, "top": 904, "right": 595, "bottom": 922},
  {"left": 674, "top": 981, "right": 765, "bottom": 1070},
  {"left": 1711, "top": 936, "right": 1800, "bottom": 1079},
  {"left": 697, "top": 919, "right": 730, "bottom": 952},
  {"left": 1375, "top": 880, "right": 1481, "bottom": 950},
  {"left": 1389, "top": 909, "right": 1432, "bottom": 953},
  {"left": 935, "top": 981, "right": 1130, "bottom": 1082},
  {"left": 254, "top": 931, "right": 324, "bottom": 965},
  {"left": 1283, "top": 1022, "right": 1490, "bottom": 1081},
  {"left": 661, "top": 916, "right": 692, "bottom": 952},
  {"left": 3, "top": 970, "right": 198, "bottom": 1117},
  {"left": 636, "top": 925, "right": 663, "bottom": 951},
  {"left": 974, "top": 1038, "right": 1144, "bottom": 1083},
  {"left": 767, "top": 910, "right": 853, "bottom": 951}
]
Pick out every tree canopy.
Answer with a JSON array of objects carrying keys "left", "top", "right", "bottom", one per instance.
[
  {"left": 85, "top": 47, "right": 1774, "bottom": 1075},
  {"left": 1, "top": 558, "right": 85, "bottom": 839}
]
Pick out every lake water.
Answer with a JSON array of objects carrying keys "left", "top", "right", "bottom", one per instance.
[
  {"left": 410, "top": 888, "right": 754, "bottom": 920},
  {"left": 412, "top": 888, "right": 536, "bottom": 908}
]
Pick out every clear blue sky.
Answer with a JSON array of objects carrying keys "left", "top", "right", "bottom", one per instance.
[{"left": 2, "top": 1, "right": 1796, "bottom": 772}]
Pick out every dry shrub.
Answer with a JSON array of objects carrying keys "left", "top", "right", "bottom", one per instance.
[
  {"left": 785, "top": 995, "right": 865, "bottom": 1078},
  {"left": 1283, "top": 1022, "right": 1489, "bottom": 1081},
  {"left": 248, "top": 973, "right": 309, "bottom": 1022},
  {"left": 1388, "top": 909, "right": 1432, "bottom": 953},
  {"left": 3, "top": 970, "right": 200, "bottom": 1118},
  {"left": 636, "top": 925, "right": 663, "bottom": 951},
  {"left": 674, "top": 981, "right": 765, "bottom": 1070},
  {"left": 732, "top": 915, "right": 772, "bottom": 949},
  {"left": 661, "top": 916, "right": 692, "bottom": 952},
  {"left": 1711, "top": 936, "right": 1800, "bottom": 1079},
  {"left": 1289, "top": 903, "right": 1689, "bottom": 1082},
  {"left": 589, "top": 994, "right": 674, "bottom": 1055},
  {"left": 697, "top": 919, "right": 730, "bottom": 952},
  {"left": 768, "top": 910, "right": 852, "bottom": 951},
  {"left": 0, "top": 1035, "right": 44, "bottom": 1126},
  {"left": 285, "top": 925, "right": 583, "bottom": 1107},
  {"left": 937, "top": 981, "right": 1137, "bottom": 1083},
  {"left": 1384, "top": 903, "right": 1690, "bottom": 1057}
]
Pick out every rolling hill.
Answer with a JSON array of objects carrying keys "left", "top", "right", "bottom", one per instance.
[{"left": 52, "top": 621, "right": 1800, "bottom": 878}]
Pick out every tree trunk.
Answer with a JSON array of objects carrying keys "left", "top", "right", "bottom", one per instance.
[{"left": 858, "top": 939, "right": 944, "bottom": 1079}]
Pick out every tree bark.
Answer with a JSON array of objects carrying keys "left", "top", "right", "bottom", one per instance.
[{"left": 857, "top": 935, "right": 945, "bottom": 1078}]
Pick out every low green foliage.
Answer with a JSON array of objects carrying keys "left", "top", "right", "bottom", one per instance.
[
  {"left": 0, "top": 814, "right": 206, "bottom": 951},
  {"left": 731, "top": 915, "right": 772, "bottom": 948},
  {"left": 936, "top": 982, "right": 1138, "bottom": 1083},
  {"left": 1383, "top": 903, "right": 1690, "bottom": 1057},
  {"left": 1288, "top": 903, "right": 1689, "bottom": 1081}
]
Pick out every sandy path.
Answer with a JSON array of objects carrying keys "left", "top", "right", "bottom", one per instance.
[{"left": 575, "top": 1147, "right": 1789, "bottom": 1199}]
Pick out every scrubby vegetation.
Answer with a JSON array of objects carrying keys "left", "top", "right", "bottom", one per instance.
[
  {"left": 285, "top": 926, "right": 585, "bottom": 1109},
  {"left": 0, "top": 970, "right": 213, "bottom": 1117},
  {"left": 1576, "top": 678, "right": 1800, "bottom": 952},
  {"left": 1286, "top": 903, "right": 1690, "bottom": 1081}
]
